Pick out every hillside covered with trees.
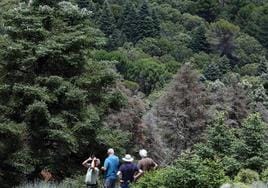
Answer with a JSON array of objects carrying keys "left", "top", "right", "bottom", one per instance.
[{"left": 0, "top": 0, "right": 268, "bottom": 187}]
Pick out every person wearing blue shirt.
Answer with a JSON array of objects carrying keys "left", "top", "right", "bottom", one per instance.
[{"left": 101, "top": 148, "right": 119, "bottom": 188}]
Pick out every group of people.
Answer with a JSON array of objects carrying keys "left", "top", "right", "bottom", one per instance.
[{"left": 82, "top": 148, "right": 158, "bottom": 188}]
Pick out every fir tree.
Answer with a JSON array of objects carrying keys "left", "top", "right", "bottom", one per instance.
[
  {"left": 120, "top": 1, "right": 139, "bottom": 43},
  {"left": 204, "top": 63, "right": 222, "bottom": 81},
  {"left": 106, "top": 29, "right": 126, "bottom": 50},
  {"left": 190, "top": 24, "right": 209, "bottom": 53},
  {"left": 136, "top": 0, "right": 154, "bottom": 42},
  {"left": 151, "top": 9, "right": 160, "bottom": 37},
  {"left": 194, "top": 0, "right": 220, "bottom": 22},
  {"left": 76, "top": 0, "right": 95, "bottom": 11},
  {"left": 99, "top": 0, "right": 116, "bottom": 36},
  {"left": 0, "top": 3, "right": 116, "bottom": 186},
  {"left": 33, "top": 0, "right": 62, "bottom": 7}
]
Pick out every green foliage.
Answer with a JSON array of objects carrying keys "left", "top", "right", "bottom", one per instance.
[
  {"left": 0, "top": 3, "right": 124, "bottom": 187},
  {"left": 261, "top": 168, "right": 268, "bottom": 182},
  {"left": 122, "top": 80, "right": 139, "bottom": 92},
  {"left": 99, "top": 0, "right": 116, "bottom": 36},
  {"left": 234, "top": 169, "right": 260, "bottom": 184},
  {"left": 97, "top": 127, "right": 130, "bottom": 156},
  {"left": 234, "top": 33, "right": 266, "bottom": 66},
  {"left": 194, "top": 112, "right": 268, "bottom": 177},
  {"left": 134, "top": 155, "right": 229, "bottom": 188},
  {"left": 0, "top": 122, "right": 27, "bottom": 187},
  {"left": 136, "top": 0, "right": 155, "bottom": 42},
  {"left": 190, "top": 24, "right": 210, "bottom": 53},
  {"left": 193, "top": 0, "right": 220, "bottom": 22},
  {"left": 236, "top": 113, "right": 268, "bottom": 171},
  {"left": 203, "top": 55, "right": 231, "bottom": 81},
  {"left": 133, "top": 168, "right": 169, "bottom": 188},
  {"left": 204, "top": 63, "right": 223, "bottom": 81},
  {"left": 206, "top": 19, "right": 240, "bottom": 64},
  {"left": 76, "top": 0, "right": 95, "bottom": 10},
  {"left": 1, "top": 0, "right": 268, "bottom": 187},
  {"left": 119, "top": 0, "right": 160, "bottom": 43},
  {"left": 33, "top": 0, "right": 63, "bottom": 7},
  {"left": 243, "top": 4, "right": 268, "bottom": 49},
  {"left": 240, "top": 64, "right": 259, "bottom": 76},
  {"left": 124, "top": 58, "right": 171, "bottom": 94},
  {"left": 92, "top": 50, "right": 127, "bottom": 63},
  {"left": 119, "top": 1, "right": 139, "bottom": 43}
]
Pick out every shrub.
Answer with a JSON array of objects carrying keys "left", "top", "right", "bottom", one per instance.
[
  {"left": 204, "top": 63, "right": 222, "bottom": 81},
  {"left": 234, "top": 169, "right": 260, "bottom": 184},
  {"left": 92, "top": 50, "right": 127, "bottom": 63},
  {"left": 134, "top": 155, "right": 229, "bottom": 188},
  {"left": 122, "top": 80, "right": 140, "bottom": 92},
  {"left": 261, "top": 168, "right": 268, "bottom": 182},
  {"left": 240, "top": 64, "right": 259, "bottom": 76},
  {"left": 172, "top": 156, "right": 229, "bottom": 188},
  {"left": 16, "top": 176, "right": 90, "bottom": 188},
  {"left": 133, "top": 168, "right": 167, "bottom": 188}
]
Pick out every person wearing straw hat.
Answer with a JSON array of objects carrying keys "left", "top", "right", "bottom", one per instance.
[{"left": 117, "top": 154, "right": 143, "bottom": 188}]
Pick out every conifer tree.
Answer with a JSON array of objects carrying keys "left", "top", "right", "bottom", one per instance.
[
  {"left": 33, "top": 0, "right": 62, "bottom": 7},
  {"left": 99, "top": 0, "right": 115, "bottom": 36},
  {"left": 76, "top": 0, "right": 95, "bottom": 11},
  {"left": 194, "top": 0, "right": 220, "bottom": 22},
  {"left": 0, "top": 3, "right": 115, "bottom": 186},
  {"left": 107, "top": 29, "right": 125, "bottom": 50},
  {"left": 120, "top": 1, "right": 138, "bottom": 43},
  {"left": 137, "top": 0, "right": 154, "bottom": 42},
  {"left": 190, "top": 24, "right": 209, "bottom": 53},
  {"left": 151, "top": 9, "right": 161, "bottom": 37}
]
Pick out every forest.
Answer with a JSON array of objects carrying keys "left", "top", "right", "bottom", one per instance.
[{"left": 0, "top": 0, "right": 268, "bottom": 187}]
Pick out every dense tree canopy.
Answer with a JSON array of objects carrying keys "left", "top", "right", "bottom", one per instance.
[{"left": 0, "top": 0, "right": 268, "bottom": 187}]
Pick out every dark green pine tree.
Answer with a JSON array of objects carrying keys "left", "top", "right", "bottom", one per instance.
[
  {"left": 99, "top": 0, "right": 116, "bottom": 36},
  {"left": 76, "top": 0, "right": 95, "bottom": 11},
  {"left": 258, "top": 12, "right": 268, "bottom": 49},
  {"left": 136, "top": 0, "right": 153, "bottom": 42},
  {"left": 194, "top": 0, "right": 220, "bottom": 22},
  {"left": 190, "top": 24, "right": 210, "bottom": 53},
  {"left": 243, "top": 5, "right": 268, "bottom": 50},
  {"left": 33, "top": 0, "right": 62, "bottom": 7},
  {"left": 120, "top": 1, "right": 139, "bottom": 43},
  {"left": 106, "top": 29, "right": 126, "bottom": 50},
  {"left": 0, "top": 3, "right": 112, "bottom": 187},
  {"left": 257, "top": 58, "right": 268, "bottom": 75},
  {"left": 203, "top": 63, "right": 222, "bottom": 81},
  {"left": 151, "top": 9, "right": 160, "bottom": 37}
]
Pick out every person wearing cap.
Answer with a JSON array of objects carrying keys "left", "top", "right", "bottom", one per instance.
[
  {"left": 101, "top": 148, "right": 119, "bottom": 188},
  {"left": 117, "top": 154, "right": 143, "bottom": 188},
  {"left": 138, "top": 149, "right": 158, "bottom": 172},
  {"left": 82, "top": 156, "right": 101, "bottom": 188}
]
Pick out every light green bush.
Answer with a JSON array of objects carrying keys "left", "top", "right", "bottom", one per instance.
[
  {"left": 234, "top": 169, "right": 260, "bottom": 184},
  {"left": 261, "top": 168, "right": 268, "bottom": 182},
  {"left": 134, "top": 155, "right": 229, "bottom": 188},
  {"left": 125, "top": 58, "right": 171, "bottom": 94}
]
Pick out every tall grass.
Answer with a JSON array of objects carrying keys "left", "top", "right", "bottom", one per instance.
[
  {"left": 16, "top": 181, "right": 72, "bottom": 188},
  {"left": 16, "top": 178, "right": 111, "bottom": 188}
]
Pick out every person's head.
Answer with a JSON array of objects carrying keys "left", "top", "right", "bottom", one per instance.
[
  {"left": 122, "top": 154, "right": 134, "bottom": 163},
  {"left": 107, "top": 148, "right": 114, "bottom": 156},
  {"left": 94, "top": 158, "right": 100, "bottom": 167},
  {"left": 139, "top": 149, "right": 147, "bottom": 158}
]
